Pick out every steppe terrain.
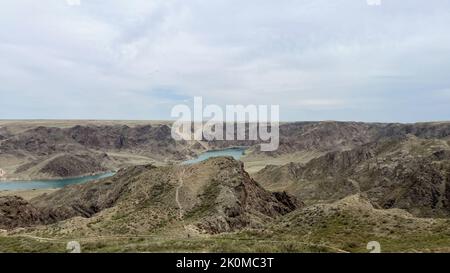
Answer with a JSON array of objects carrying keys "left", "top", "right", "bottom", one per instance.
[{"left": 1, "top": 120, "right": 450, "bottom": 253}]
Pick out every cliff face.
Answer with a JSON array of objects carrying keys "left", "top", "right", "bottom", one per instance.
[
  {"left": 3, "top": 121, "right": 450, "bottom": 156},
  {"left": 0, "top": 124, "right": 193, "bottom": 179},
  {"left": 0, "top": 125, "right": 184, "bottom": 158}
]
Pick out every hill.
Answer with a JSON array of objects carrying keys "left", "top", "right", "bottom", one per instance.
[
  {"left": 254, "top": 136, "right": 450, "bottom": 217},
  {"left": 0, "top": 157, "right": 299, "bottom": 236}
]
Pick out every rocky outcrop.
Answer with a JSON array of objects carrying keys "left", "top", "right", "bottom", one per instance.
[
  {"left": 3, "top": 121, "right": 450, "bottom": 179},
  {"left": 1, "top": 158, "right": 299, "bottom": 233},
  {"left": 0, "top": 125, "right": 184, "bottom": 157},
  {"left": 0, "top": 124, "right": 193, "bottom": 178},
  {"left": 40, "top": 153, "right": 109, "bottom": 178},
  {"left": 190, "top": 158, "right": 301, "bottom": 233},
  {"left": 253, "top": 121, "right": 450, "bottom": 157},
  {"left": 0, "top": 196, "right": 46, "bottom": 229},
  {"left": 31, "top": 164, "right": 156, "bottom": 221},
  {"left": 255, "top": 137, "right": 450, "bottom": 217},
  {"left": 3, "top": 121, "right": 450, "bottom": 158}
]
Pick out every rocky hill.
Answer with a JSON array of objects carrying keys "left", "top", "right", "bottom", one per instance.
[
  {"left": 2, "top": 120, "right": 450, "bottom": 252},
  {"left": 271, "top": 194, "right": 450, "bottom": 252},
  {"left": 254, "top": 136, "right": 450, "bottom": 217},
  {"left": 0, "top": 196, "right": 47, "bottom": 230},
  {"left": 0, "top": 123, "right": 197, "bottom": 179},
  {"left": 0, "top": 124, "right": 187, "bottom": 158},
  {"left": 0, "top": 157, "right": 300, "bottom": 235},
  {"left": 253, "top": 121, "right": 450, "bottom": 156},
  {"left": 3, "top": 121, "right": 450, "bottom": 179}
]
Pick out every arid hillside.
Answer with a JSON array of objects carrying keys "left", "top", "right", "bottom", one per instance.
[
  {"left": 3, "top": 120, "right": 450, "bottom": 179},
  {"left": 255, "top": 136, "right": 450, "bottom": 217},
  {"left": 0, "top": 157, "right": 299, "bottom": 235}
]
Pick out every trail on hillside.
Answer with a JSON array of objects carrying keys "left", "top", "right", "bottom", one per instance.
[
  {"left": 4, "top": 165, "right": 350, "bottom": 253},
  {"left": 175, "top": 168, "right": 186, "bottom": 220}
]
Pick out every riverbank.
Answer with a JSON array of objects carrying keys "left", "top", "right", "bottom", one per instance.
[
  {"left": 0, "top": 148, "right": 248, "bottom": 191},
  {"left": 0, "top": 170, "right": 116, "bottom": 183},
  {"left": 182, "top": 147, "right": 247, "bottom": 165},
  {"left": 0, "top": 172, "right": 115, "bottom": 191}
]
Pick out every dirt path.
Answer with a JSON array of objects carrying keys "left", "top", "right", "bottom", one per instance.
[{"left": 175, "top": 168, "right": 186, "bottom": 220}]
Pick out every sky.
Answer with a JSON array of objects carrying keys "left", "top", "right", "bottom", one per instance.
[{"left": 1, "top": 0, "right": 450, "bottom": 122}]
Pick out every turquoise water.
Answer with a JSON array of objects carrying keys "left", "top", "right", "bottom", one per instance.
[
  {"left": 0, "top": 172, "right": 115, "bottom": 191},
  {"left": 0, "top": 148, "right": 246, "bottom": 191},
  {"left": 182, "top": 147, "right": 246, "bottom": 165}
]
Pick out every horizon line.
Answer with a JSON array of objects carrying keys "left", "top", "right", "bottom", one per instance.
[{"left": 1, "top": 119, "right": 450, "bottom": 125}]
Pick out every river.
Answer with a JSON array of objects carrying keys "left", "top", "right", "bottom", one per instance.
[
  {"left": 0, "top": 172, "right": 115, "bottom": 191},
  {"left": 182, "top": 147, "right": 246, "bottom": 165},
  {"left": 0, "top": 147, "right": 247, "bottom": 191}
]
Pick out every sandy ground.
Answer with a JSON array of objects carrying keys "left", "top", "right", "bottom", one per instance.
[
  {"left": 242, "top": 151, "right": 324, "bottom": 173},
  {"left": 0, "top": 189, "right": 57, "bottom": 200}
]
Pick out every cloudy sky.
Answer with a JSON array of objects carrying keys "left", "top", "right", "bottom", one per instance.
[{"left": 1, "top": 0, "right": 450, "bottom": 122}]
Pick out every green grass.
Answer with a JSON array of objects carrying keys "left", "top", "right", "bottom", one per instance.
[
  {"left": 185, "top": 178, "right": 221, "bottom": 219},
  {"left": 3, "top": 221, "right": 450, "bottom": 253},
  {"left": 0, "top": 237, "right": 63, "bottom": 253},
  {"left": 2, "top": 211, "right": 450, "bottom": 253}
]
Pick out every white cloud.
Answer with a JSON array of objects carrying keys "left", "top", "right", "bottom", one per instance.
[
  {"left": 66, "top": 0, "right": 81, "bottom": 6},
  {"left": 294, "top": 99, "right": 348, "bottom": 109},
  {"left": 1, "top": 0, "right": 450, "bottom": 122}
]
